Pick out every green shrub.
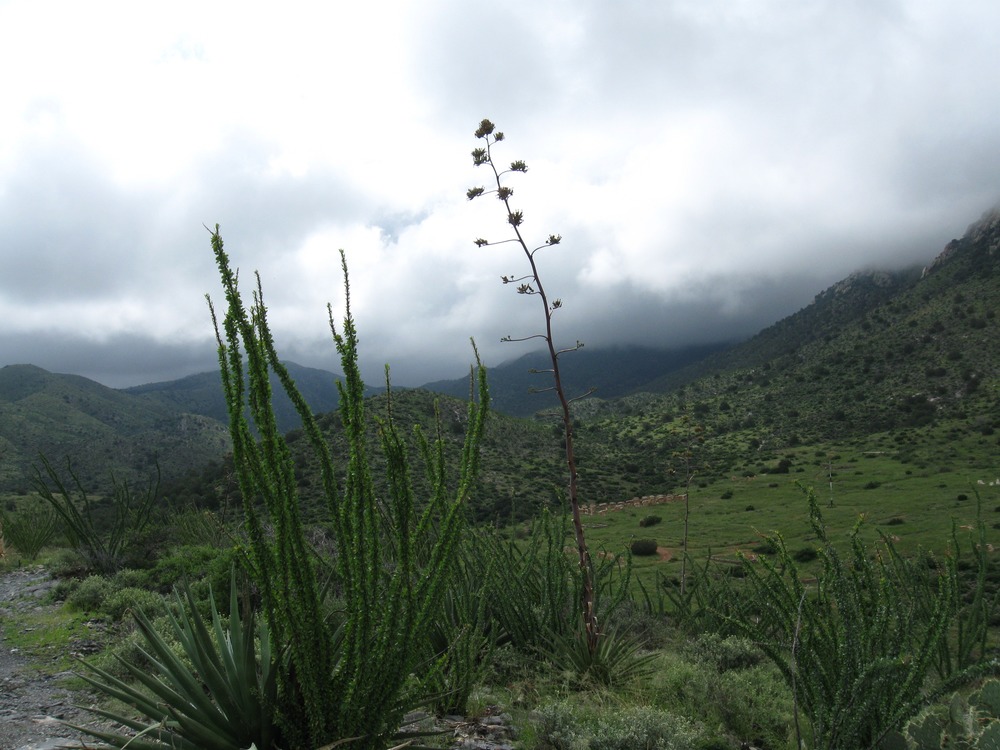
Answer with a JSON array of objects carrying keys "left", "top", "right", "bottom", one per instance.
[
  {"left": 792, "top": 546, "right": 819, "bottom": 563},
  {"left": 751, "top": 540, "right": 779, "bottom": 556},
  {"left": 631, "top": 538, "right": 659, "bottom": 556},
  {"left": 48, "top": 547, "right": 90, "bottom": 579},
  {"left": 110, "top": 567, "right": 151, "bottom": 590},
  {"left": 683, "top": 633, "right": 766, "bottom": 673},
  {"left": 0, "top": 503, "right": 58, "bottom": 561},
  {"left": 533, "top": 700, "right": 701, "bottom": 750},
  {"left": 67, "top": 575, "right": 114, "bottom": 613},
  {"left": 533, "top": 700, "right": 585, "bottom": 750},
  {"left": 102, "top": 586, "right": 168, "bottom": 621},
  {"left": 483, "top": 642, "right": 542, "bottom": 687},
  {"left": 644, "top": 643, "right": 793, "bottom": 749},
  {"left": 714, "top": 666, "right": 794, "bottom": 750},
  {"left": 588, "top": 706, "right": 699, "bottom": 750},
  {"left": 145, "top": 544, "right": 232, "bottom": 592},
  {"left": 639, "top": 515, "right": 662, "bottom": 528}
]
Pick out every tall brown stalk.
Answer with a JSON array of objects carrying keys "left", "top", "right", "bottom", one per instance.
[{"left": 467, "top": 118, "right": 599, "bottom": 653}]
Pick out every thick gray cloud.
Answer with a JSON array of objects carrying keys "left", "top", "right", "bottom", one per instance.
[{"left": 1, "top": 1, "right": 998, "bottom": 390}]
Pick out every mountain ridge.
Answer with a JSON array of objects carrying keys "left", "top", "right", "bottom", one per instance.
[{"left": 2, "top": 204, "right": 997, "bottom": 505}]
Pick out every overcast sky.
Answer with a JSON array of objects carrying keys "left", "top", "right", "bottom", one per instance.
[{"left": 2, "top": 1, "right": 998, "bottom": 389}]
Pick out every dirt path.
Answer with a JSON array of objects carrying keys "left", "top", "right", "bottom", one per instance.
[
  {"left": 0, "top": 568, "right": 517, "bottom": 750},
  {"left": 0, "top": 567, "right": 96, "bottom": 750}
]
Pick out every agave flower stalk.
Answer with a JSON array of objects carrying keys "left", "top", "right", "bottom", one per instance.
[{"left": 467, "top": 118, "right": 599, "bottom": 654}]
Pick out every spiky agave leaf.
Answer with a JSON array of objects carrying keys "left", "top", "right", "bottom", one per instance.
[{"left": 68, "top": 573, "right": 280, "bottom": 750}]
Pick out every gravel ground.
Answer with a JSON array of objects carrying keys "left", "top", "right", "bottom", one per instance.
[{"left": 0, "top": 567, "right": 101, "bottom": 750}]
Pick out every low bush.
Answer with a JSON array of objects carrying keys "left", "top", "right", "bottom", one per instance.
[
  {"left": 533, "top": 700, "right": 701, "bottom": 750},
  {"left": 0, "top": 503, "right": 59, "bottom": 561},
  {"left": 110, "top": 568, "right": 152, "bottom": 590},
  {"left": 588, "top": 706, "right": 699, "bottom": 750},
  {"left": 751, "top": 541, "right": 779, "bottom": 556},
  {"left": 102, "top": 587, "right": 168, "bottom": 621},
  {"left": 683, "top": 633, "right": 766, "bottom": 673},
  {"left": 639, "top": 515, "right": 662, "bottom": 528},
  {"left": 145, "top": 544, "right": 234, "bottom": 592},
  {"left": 792, "top": 547, "right": 819, "bottom": 563},
  {"left": 631, "top": 539, "right": 659, "bottom": 556},
  {"left": 67, "top": 575, "right": 114, "bottom": 613},
  {"left": 644, "top": 649, "right": 790, "bottom": 750},
  {"left": 532, "top": 700, "right": 584, "bottom": 750},
  {"left": 48, "top": 548, "right": 90, "bottom": 579}
]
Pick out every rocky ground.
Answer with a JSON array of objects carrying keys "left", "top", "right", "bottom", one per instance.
[
  {"left": 0, "top": 566, "right": 104, "bottom": 750},
  {"left": 0, "top": 567, "right": 517, "bottom": 750}
]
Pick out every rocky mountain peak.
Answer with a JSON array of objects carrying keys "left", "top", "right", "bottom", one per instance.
[{"left": 923, "top": 204, "right": 1000, "bottom": 277}]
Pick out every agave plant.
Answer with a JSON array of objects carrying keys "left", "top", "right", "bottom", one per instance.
[
  {"left": 545, "top": 620, "right": 658, "bottom": 688},
  {"left": 69, "top": 573, "right": 281, "bottom": 750}
]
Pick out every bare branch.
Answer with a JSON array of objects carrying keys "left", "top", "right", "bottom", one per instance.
[
  {"left": 500, "top": 333, "right": 547, "bottom": 343},
  {"left": 567, "top": 387, "right": 598, "bottom": 404}
]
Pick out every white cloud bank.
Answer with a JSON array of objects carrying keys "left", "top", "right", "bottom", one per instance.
[{"left": 1, "top": 0, "right": 998, "bottom": 387}]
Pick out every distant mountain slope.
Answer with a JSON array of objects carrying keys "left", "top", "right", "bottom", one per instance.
[
  {"left": 420, "top": 343, "right": 730, "bottom": 417},
  {"left": 577, "top": 206, "right": 1000, "bottom": 484},
  {"left": 6, "top": 207, "right": 998, "bottom": 517},
  {"left": 124, "top": 361, "right": 353, "bottom": 434},
  {"left": 643, "top": 265, "right": 925, "bottom": 393},
  {"left": 0, "top": 364, "right": 230, "bottom": 493}
]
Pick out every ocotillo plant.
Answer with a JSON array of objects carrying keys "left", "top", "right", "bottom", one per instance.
[
  {"left": 467, "top": 118, "right": 599, "bottom": 654},
  {"left": 207, "top": 228, "right": 490, "bottom": 749}
]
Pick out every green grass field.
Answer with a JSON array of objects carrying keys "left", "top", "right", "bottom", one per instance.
[{"left": 576, "top": 428, "right": 1000, "bottom": 593}]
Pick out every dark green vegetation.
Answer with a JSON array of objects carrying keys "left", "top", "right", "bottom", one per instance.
[
  {"left": 423, "top": 342, "right": 729, "bottom": 418},
  {"left": 123, "top": 361, "right": 364, "bottom": 433},
  {"left": 1, "top": 145, "right": 999, "bottom": 749},
  {"left": 5, "top": 208, "right": 998, "bottom": 515},
  {"left": 0, "top": 364, "right": 230, "bottom": 492}
]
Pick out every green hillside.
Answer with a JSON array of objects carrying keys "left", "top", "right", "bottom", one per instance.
[
  {"left": 0, "top": 364, "right": 230, "bottom": 493},
  {"left": 155, "top": 207, "right": 1000, "bottom": 531},
  {"left": 123, "top": 360, "right": 357, "bottom": 433},
  {"left": 421, "top": 342, "right": 729, "bottom": 417},
  {"left": 5, "top": 208, "right": 999, "bottom": 531}
]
